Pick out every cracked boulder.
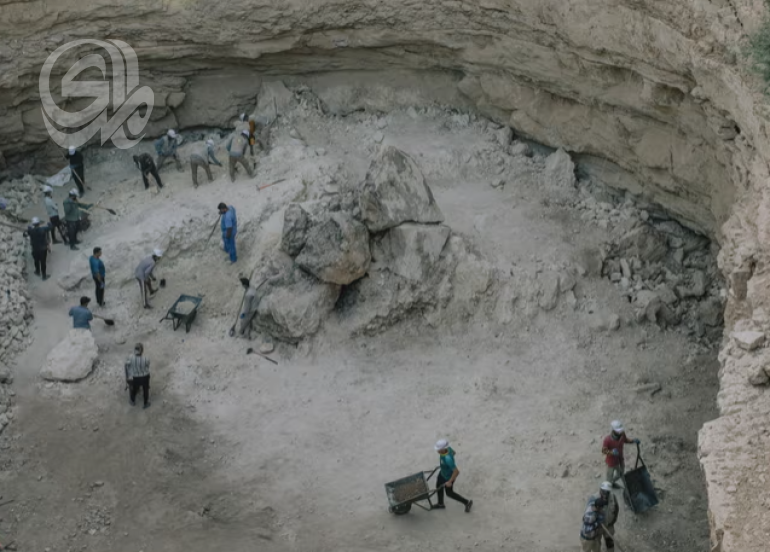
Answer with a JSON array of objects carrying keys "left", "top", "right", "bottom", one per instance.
[
  {"left": 296, "top": 212, "right": 371, "bottom": 285},
  {"left": 359, "top": 146, "right": 444, "bottom": 232},
  {"left": 371, "top": 223, "right": 450, "bottom": 281}
]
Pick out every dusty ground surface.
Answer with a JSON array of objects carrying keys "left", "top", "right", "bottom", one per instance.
[{"left": 1, "top": 106, "right": 719, "bottom": 551}]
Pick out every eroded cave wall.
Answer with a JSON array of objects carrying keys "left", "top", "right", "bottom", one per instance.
[{"left": 1, "top": 1, "right": 769, "bottom": 550}]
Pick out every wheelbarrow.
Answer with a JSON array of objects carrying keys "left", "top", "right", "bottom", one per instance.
[
  {"left": 384, "top": 467, "right": 443, "bottom": 515},
  {"left": 622, "top": 443, "right": 659, "bottom": 514},
  {"left": 160, "top": 294, "right": 203, "bottom": 333}
]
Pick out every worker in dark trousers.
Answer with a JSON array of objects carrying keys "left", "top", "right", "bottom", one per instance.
[
  {"left": 90, "top": 247, "right": 106, "bottom": 306},
  {"left": 125, "top": 343, "right": 151, "bottom": 409},
  {"left": 42, "top": 185, "right": 67, "bottom": 244},
  {"left": 433, "top": 439, "right": 473, "bottom": 512},
  {"left": 132, "top": 153, "right": 164, "bottom": 190},
  {"left": 27, "top": 217, "right": 51, "bottom": 280},
  {"left": 65, "top": 146, "right": 86, "bottom": 196},
  {"left": 62, "top": 189, "right": 92, "bottom": 250}
]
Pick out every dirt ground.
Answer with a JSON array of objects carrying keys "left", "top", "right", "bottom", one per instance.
[{"left": 1, "top": 105, "right": 718, "bottom": 552}]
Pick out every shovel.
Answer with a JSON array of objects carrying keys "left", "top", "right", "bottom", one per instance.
[
  {"left": 94, "top": 314, "right": 115, "bottom": 326},
  {"left": 601, "top": 524, "right": 632, "bottom": 552},
  {"left": 206, "top": 215, "right": 222, "bottom": 245},
  {"left": 258, "top": 179, "right": 286, "bottom": 191},
  {"left": 246, "top": 347, "right": 278, "bottom": 365},
  {"left": 91, "top": 204, "right": 118, "bottom": 216}
]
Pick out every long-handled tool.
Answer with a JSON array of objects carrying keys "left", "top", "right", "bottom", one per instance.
[
  {"left": 71, "top": 169, "right": 91, "bottom": 193},
  {"left": 91, "top": 204, "right": 118, "bottom": 216},
  {"left": 246, "top": 347, "right": 278, "bottom": 365},
  {"left": 601, "top": 525, "right": 631, "bottom": 552},
  {"left": 206, "top": 215, "right": 222, "bottom": 245},
  {"left": 258, "top": 178, "right": 286, "bottom": 191}
]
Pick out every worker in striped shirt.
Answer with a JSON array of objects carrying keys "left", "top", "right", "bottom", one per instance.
[{"left": 125, "top": 343, "right": 151, "bottom": 409}]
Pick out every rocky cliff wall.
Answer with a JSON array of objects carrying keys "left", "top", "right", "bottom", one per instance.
[{"left": 1, "top": 1, "right": 768, "bottom": 550}]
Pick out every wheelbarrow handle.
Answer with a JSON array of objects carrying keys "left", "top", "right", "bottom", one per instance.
[{"left": 424, "top": 466, "right": 440, "bottom": 481}]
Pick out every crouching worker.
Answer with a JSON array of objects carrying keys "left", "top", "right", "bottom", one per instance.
[
  {"left": 238, "top": 277, "right": 258, "bottom": 338},
  {"left": 125, "top": 343, "right": 151, "bottom": 409}
]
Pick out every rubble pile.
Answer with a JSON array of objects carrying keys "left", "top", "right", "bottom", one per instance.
[
  {"left": 0, "top": 223, "right": 33, "bottom": 364},
  {"left": 576, "top": 191, "right": 724, "bottom": 342}
]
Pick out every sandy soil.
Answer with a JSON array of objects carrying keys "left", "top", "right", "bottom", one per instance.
[{"left": 1, "top": 106, "right": 718, "bottom": 552}]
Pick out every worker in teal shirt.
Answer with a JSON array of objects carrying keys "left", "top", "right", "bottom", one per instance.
[
  {"left": 218, "top": 202, "right": 237, "bottom": 263},
  {"left": 433, "top": 439, "right": 473, "bottom": 512},
  {"left": 89, "top": 247, "right": 106, "bottom": 306}
]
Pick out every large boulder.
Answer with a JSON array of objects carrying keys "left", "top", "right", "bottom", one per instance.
[
  {"left": 280, "top": 203, "right": 311, "bottom": 257},
  {"left": 359, "top": 146, "right": 444, "bottom": 232},
  {"left": 296, "top": 213, "right": 371, "bottom": 285},
  {"left": 255, "top": 268, "right": 340, "bottom": 343},
  {"left": 40, "top": 329, "right": 98, "bottom": 382},
  {"left": 372, "top": 223, "right": 450, "bottom": 281}
]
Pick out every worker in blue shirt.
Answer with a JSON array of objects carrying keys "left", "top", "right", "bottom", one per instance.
[
  {"left": 68, "top": 296, "right": 108, "bottom": 329},
  {"left": 433, "top": 439, "right": 473, "bottom": 512},
  {"left": 89, "top": 247, "right": 106, "bottom": 306},
  {"left": 218, "top": 202, "right": 237, "bottom": 263}
]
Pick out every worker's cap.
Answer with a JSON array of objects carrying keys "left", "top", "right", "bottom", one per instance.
[
  {"left": 241, "top": 129, "right": 250, "bottom": 136},
  {"left": 600, "top": 481, "right": 613, "bottom": 492},
  {"left": 610, "top": 420, "right": 624, "bottom": 433},
  {"left": 31, "top": 216, "right": 41, "bottom": 225},
  {"left": 167, "top": 129, "right": 176, "bottom": 138},
  {"left": 69, "top": 188, "right": 79, "bottom": 197},
  {"left": 68, "top": 146, "right": 76, "bottom": 154},
  {"left": 434, "top": 439, "right": 449, "bottom": 451},
  {"left": 217, "top": 202, "right": 227, "bottom": 210},
  {"left": 206, "top": 139, "right": 214, "bottom": 146},
  {"left": 153, "top": 248, "right": 163, "bottom": 257},
  {"left": 42, "top": 185, "right": 53, "bottom": 193}
]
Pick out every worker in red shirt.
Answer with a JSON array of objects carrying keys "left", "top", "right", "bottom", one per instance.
[{"left": 601, "top": 420, "right": 640, "bottom": 487}]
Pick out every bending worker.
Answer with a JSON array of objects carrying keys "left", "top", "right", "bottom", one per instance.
[
  {"left": 134, "top": 249, "right": 163, "bottom": 309},
  {"left": 190, "top": 139, "right": 222, "bottom": 188},
  {"left": 133, "top": 153, "right": 164, "bottom": 191},
  {"left": 602, "top": 420, "right": 640, "bottom": 487},
  {"left": 226, "top": 129, "right": 253, "bottom": 182},
  {"left": 155, "top": 129, "right": 182, "bottom": 171},
  {"left": 579, "top": 497, "right": 607, "bottom": 552},
  {"left": 218, "top": 202, "right": 237, "bottom": 264}
]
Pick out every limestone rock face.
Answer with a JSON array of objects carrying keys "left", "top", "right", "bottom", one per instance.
[
  {"left": 40, "top": 329, "right": 98, "bottom": 382},
  {"left": 281, "top": 203, "right": 311, "bottom": 257},
  {"left": 296, "top": 213, "right": 371, "bottom": 285},
  {"left": 359, "top": 146, "right": 444, "bottom": 232}
]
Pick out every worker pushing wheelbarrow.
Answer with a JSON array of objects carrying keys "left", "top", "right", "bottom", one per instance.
[{"left": 384, "top": 439, "right": 474, "bottom": 515}]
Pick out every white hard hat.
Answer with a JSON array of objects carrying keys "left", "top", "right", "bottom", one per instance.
[
  {"left": 241, "top": 129, "right": 249, "bottom": 136},
  {"left": 600, "top": 481, "right": 613, "bottom": 492},
  {"left": 153, "top": 248, "right": 164, "bottom": 257},
  {"left": 167, "top": 129, "right": 176, "bottom": 138},
  {"left": 206, "top": 139, "right": 214, "bottom": 146},
  {"left": 68, "top": 146, "right": 76, "bottom": 154},
  {"left": 434, "top": 439, "right": 449, "bottom": 451},
  {"left": 31, "top": 216, "right": 40, "bottom": 225},
  {"left": 42, "top": 185, "right": 53, "bottom": 193},
  {"left": 611, "top": 420, "right": 624, "bottom": 433},
  {"left": 69, "top": 188, "right": 79, "bottom": 197}
]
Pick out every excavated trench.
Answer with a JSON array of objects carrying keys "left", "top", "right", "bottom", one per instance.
[{"left": 2, "top": 2, "right": 770, "bottom": 551}]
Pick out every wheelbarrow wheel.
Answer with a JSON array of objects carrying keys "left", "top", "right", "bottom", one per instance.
[{"left": 389, "top": 503, "right": 411, "bottom": 515}]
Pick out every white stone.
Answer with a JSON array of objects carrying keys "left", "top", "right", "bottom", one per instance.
[
  {"left": 732, "top": 331, "right": 765, "bottom": 351},
  {"left": 40, "top": 329, "right": 98, "bottom": 382}
]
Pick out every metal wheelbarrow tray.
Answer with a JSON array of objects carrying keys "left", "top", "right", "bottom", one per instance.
[
  {"left": 160, "top": 294, "right": 203, "bottom": 333},
  {"left": 385, "top": 467, "right": 441, "bottom": 515},
  {"left": 622, "top": 443, "right": 659, "bottom": 514}
]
